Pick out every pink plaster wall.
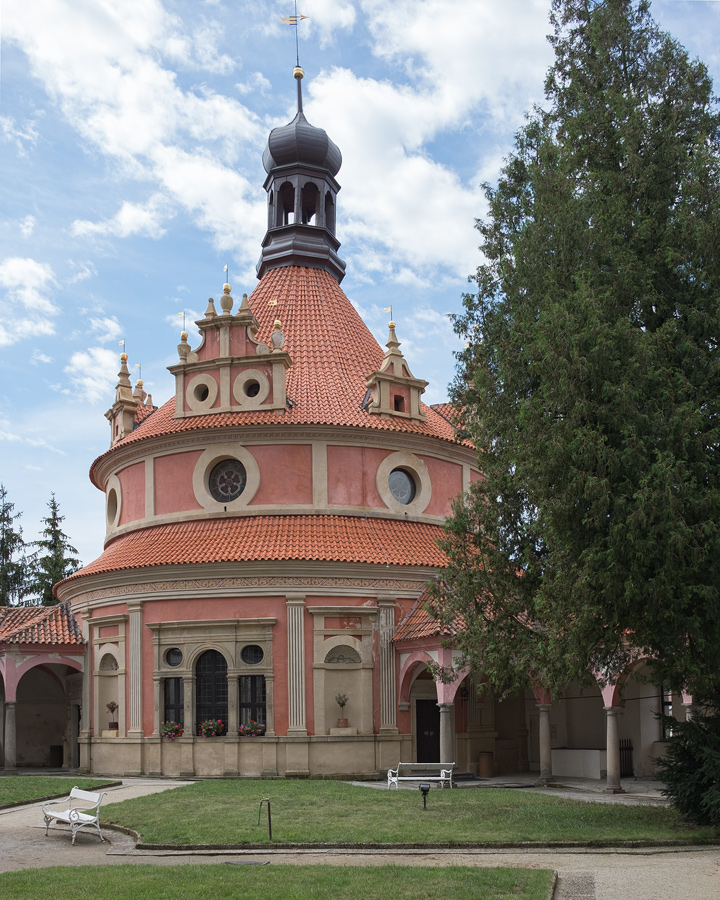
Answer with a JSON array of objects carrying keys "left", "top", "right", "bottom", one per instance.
[
  {"left": 420, "top": 456, "right": 463, "bottom": 517},
  {"left": 250, "top": 444, "right": 313, "bottom": 506},
  {"left": 193, "top": 329, "right": 218, "bottom": 362},
  {"left": 117, "top": 462, "right": 145, "bottom": 525},
  {"left": 229, "top": 324, "right": 255, "bottom": 357},
  {"left": 470, "top": 469, "right": 483, "bottom": 483},
  {"left": 327, "top": 445, "right": 387, "bottom": 508},
  {"left": 154, "top": 450, "right": 204, "bottom": 515}
]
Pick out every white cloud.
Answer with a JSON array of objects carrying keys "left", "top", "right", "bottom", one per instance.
[
  {"left": 0, "top": 258, "right": 58, "bottom": 346},
  {"left": 64, "top": 346, "right": 121, "bottom": 403},
  {"left": 31, "top": 349, "right": 53, "bottom": 364},
  {"left": 235, "top": 72, "right": 272, "bottom": 96},
  {"left": 67, "top": 262, "right": 96, "bottom": 284},
  {"left": 0, "top": 116, "right": 39, "bottom": 154},
  {"left": 89, "top": 316, "right": 123, "bottom": 343},
  {"left": 0, "top": 416, "right": 65, "bottom": 454},
  {"left": 72, "top": 194, "right": 172, "bottom": 240},
  {"left": 20, "top": 215, "right": 36, "bottom": 237},
  {"left": 301, "top": 0, "right": 357, "bottom": 45}
]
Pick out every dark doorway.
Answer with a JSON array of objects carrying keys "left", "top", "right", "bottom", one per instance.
[{"left": 416, "top": 699, "right": 440, "bottom": 762}]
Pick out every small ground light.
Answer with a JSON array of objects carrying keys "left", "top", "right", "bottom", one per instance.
[{"left": 419, "top": 783, "right": 431, "bottom": 809}]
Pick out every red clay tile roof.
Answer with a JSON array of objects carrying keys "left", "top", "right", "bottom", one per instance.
[
  {"left": 90, "top": 266, "right": 457, "bottom": 479},
  {"left": 393, "top": 590, "right": 462, "bottom": 642},
  {"left": 0, "top": 603, "right": 84, "bottom": 645},
  {"left": 134, "top": 403, "right": 156, "bottom": 425},
  {"left": 63, "top": 515, "right": 447, "bottom": 581}
]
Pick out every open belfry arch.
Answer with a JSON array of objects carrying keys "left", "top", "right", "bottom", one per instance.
[{"left": 8, "top": 65, "right": 670, "bottom": 787}]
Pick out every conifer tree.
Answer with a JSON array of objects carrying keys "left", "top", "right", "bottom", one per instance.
[
  {"left": 30, "top": 493, "right": 80, "bottom": 605},
  {"left": 0, "top": 484, "right": 30, "bottom": 606},
  {"left": 437, "top": 0, "right": 720, "bottom": 700}
]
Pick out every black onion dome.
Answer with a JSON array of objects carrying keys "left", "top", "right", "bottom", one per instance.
[{"left": 262, "top": 110, "right": 342, "bottom": 177}]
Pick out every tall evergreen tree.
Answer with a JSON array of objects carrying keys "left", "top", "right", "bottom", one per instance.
[
  {"left": 30, "top": 493, "right": 80, "bottom": 605},
  {"left": 0, "top": 484, "right": 30, "bottom": 606},
  {"left": 436, "top": 0, "right": 720, "bottom": 700}
]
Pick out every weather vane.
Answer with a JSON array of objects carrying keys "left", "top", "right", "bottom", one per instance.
[
  {"left": 383, "top": 306, "right": 393, "bottom": 322},
  {"left": 134, "top": 362, "right": 142, "bottom": 380},
  {"left": 281, "top": 1, "right": 308, "bottom": 67},
  {"left": 119, "top": 339, "right": 126, "bottom": 355},
  {"left": 224, "top": 263, "right": 229, "bottom": 285},
  {"left": 177, "top": 310, "right": 186, "bottom": 332}
]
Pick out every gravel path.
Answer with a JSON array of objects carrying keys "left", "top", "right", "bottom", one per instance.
[{"left": 2, "top": 777, "right": 719, "bottom": 900}]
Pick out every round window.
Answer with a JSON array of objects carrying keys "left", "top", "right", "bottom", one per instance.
[
  {"left": 166, "top": 648, "right": 183, "bottom": 667},
  {"left": 241, "top": 645, "right": 264, "bottom": 665},
  {"left": 209, "top": 459, "right": 247, "bottom": 502},
  {"left": 388, "top": 468, "right": 416, "bottom": 505}
]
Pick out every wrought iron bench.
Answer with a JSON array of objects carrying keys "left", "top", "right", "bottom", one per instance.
[
  {"left": 42, "top": 786, "right": 107, "bottom": 845},
  {"left": 387, "top": 762, "right": 455, "bottom": 789}
]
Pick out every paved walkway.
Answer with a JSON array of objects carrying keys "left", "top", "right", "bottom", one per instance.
[{"left": 1, "top": 775, "right": 719, "bottom": 900}]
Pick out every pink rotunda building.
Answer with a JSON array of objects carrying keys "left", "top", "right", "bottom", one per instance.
[{"left": 54, "top": 67, "right": 481, "bottom": 778}]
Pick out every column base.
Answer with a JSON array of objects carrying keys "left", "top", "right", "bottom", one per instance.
[
  {"left": 603, "top": 786, "right": 625, "bottom": 794},
  {"left": 534, "top": 776, "right": 553, "bottom": 786}
]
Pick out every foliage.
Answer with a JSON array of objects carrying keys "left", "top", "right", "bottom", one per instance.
[
  {"left": 238, "top": 720, "right": 266, "bottom": 736},
  {"left": 160, "top": 721, "right": 184, "bottom": 741},
  {"left": 0, "top": 777, "right": 115, "bottom": 808},
  {"left": 99, "top": 779, "right": 715, "bottom": 846},
  {"left": 335, "top": 693, "right": 348, "bottom": 710},
  {"left": 436, "top": 0, "right": 720, "bottom": 700},
  {"left": 655, "top": 699, "right": 720, "bottom": 826},
  {"left": 29, "top": 493, "right": 80, "bottom": 605},
  {"left": 0, "top": 484, "right": 31, "bottom": 606},
  {"left": 106, "top": 701, "right": 118, "bottom": 716},
  {"left": 0, "top": 865, "right": 554, "bottom": 900},
  {"left": 197, "top": 718, "right": 225, "bottom": 737}
]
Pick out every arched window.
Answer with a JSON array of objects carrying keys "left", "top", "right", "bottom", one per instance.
[
  {"left": 324, "top": 644, "right": 361, "bottom": 664},
  {"left": 301, "top": 183, "right": 319, "bottom": 224},
  {"left": 195, "top": 650, "right": 228, "bottom": 734},
  {"left": 278, "top": 182, "right": 295, "bottom": 225}
]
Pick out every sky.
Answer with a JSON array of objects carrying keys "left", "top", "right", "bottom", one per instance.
[{"left": 1, "top": 0, "right": 719, "bottom": 569}]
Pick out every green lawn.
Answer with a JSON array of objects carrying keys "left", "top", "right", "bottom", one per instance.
[
  {"left": 101, "top": 780, "right": 716, "bottom": 846},
  {"left": 0, "top": 865, "right": 554, "bottom": 900},
  {"left": 0, "top": 777, "right": 118, "bottom": 808}
]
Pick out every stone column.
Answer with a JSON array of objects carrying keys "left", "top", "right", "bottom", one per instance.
[
  {"left": 604, "top": 706, "right": 625, "bottom": 793},
  {"left": 286, "top": 595, "right": 307, "bottom": 735},
  {"left": 265, "top": 674, "right": 275, "bottom": 737},
  {"left": 378, "top": 600, "right": 398, "bottom": 733},
  {"left": 438, "top": 702, "right": 454, "bottom": 763},
  {"left": 128, "top": 602, "right": 143, "bottom": 735},
  {"left": 682, "top": 702, "right": 694, "bottom": 722},
  {"left": 535, "top": 703, "right": 552, "bottom": 785},
  {"left": 4, "top": 702, "right": 17, "bottom": 774}
]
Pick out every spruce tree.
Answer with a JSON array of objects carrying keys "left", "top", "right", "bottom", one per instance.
[
  {"left": 30, "top": 494, "right": 80, "bottom": 605},
  {"left": 438, "top": 0, "right": 720, "bottom": 700},
  {"left": 0, "top": 484, "right": 30, "bottom": 606}
]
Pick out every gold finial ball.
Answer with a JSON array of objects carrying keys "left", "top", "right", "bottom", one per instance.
[
  {"left": 293, "top": 66, "right": 304, "bottom": 80},
  {"left": 180, "top": 331, "right": 188, "bottom": 340},
  {"left": 273, "top": 319, "right": 282, "bottom": 329},
  {"left": 137, "top": 379, "right": 143, "bottom": 387},
  {"left": 388, "top": 321, "right": 396, "bottom": 328},
  {"left": 223, "top": 283, "right": 231, "bottom": 293},
  {"left": 120, "top": 353, "right": 128, "bottom": 361}
]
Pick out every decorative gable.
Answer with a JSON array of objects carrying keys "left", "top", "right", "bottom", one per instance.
[
  {"left": 365, "top": 322, "right": 428, "bottom": 422},
  {"left": 169, "top": 285, "right": 292, "bottom": 420}
]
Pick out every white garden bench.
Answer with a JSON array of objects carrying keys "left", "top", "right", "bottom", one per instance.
[
  {"left": 387, "top": 762, "right": 455, "bottom": 789},
  {"left": 42, "top": 786, "right": 107, "bottom": 845}
]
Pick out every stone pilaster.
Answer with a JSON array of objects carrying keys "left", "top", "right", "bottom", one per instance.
[
  {"left": 286, "top": 594, "right": 307, "bottom": 735},
  {"left": 4, "top": 702, "right": 17, "bottom": 774},
  {"left": 378, "top": 599, "right": 398, "bottom": 734},
  {"left": 128, "top": 602, "right": 143, "bottom": 735}
]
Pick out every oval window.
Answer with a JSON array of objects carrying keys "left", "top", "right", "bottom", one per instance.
[
  {"left": 241, "top": 645, "right": 264, "bottom": 665},
  {"left": 388, "top": 468, "right": 416, "bottom": 505},
  {"left": 166, "top": 648, "right": 183, "bottom": 667},
  {"left": 209, "top": 459, "right": 247, "bottom": 502}
]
